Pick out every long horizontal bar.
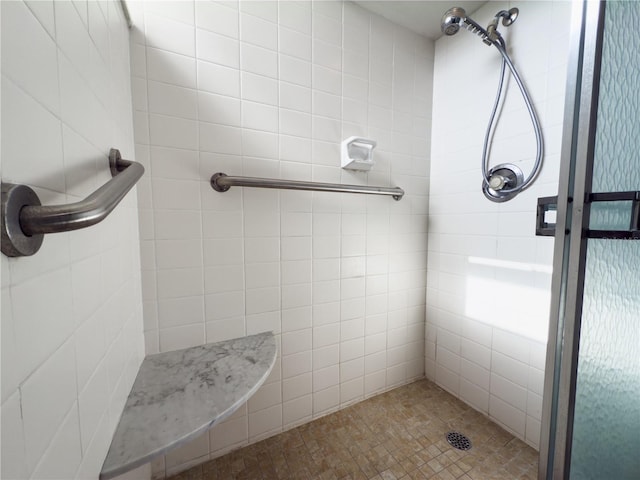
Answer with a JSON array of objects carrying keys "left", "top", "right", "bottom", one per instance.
[
  {"left": 211, "top": 173, "right": 404, "bottom": 200},
  {"left": 2, "top": 149, "right": 144, "bottom": 257}
]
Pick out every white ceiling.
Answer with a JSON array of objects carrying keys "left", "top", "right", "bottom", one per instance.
[{"left": 354, "top": 1, "right": 487, "bottom": 40}]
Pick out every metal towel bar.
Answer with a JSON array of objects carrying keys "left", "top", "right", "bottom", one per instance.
[
  {"left": 2, "top": 148, "right": 144, "bottom": 257},
  {"left": 211, "top": 173, "right": 405, "bottom": 200}
]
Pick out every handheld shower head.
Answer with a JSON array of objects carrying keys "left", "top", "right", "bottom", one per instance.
[
  {"left": 441, "top": 7, "right": 466, "bottom": 36},
  {"left": 441, "top": 7, "right": 491, "bottom": 43}
]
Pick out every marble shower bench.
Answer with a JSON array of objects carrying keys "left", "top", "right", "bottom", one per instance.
[{"left": 100, "top": 332, "right": 277, "bottom": 479}]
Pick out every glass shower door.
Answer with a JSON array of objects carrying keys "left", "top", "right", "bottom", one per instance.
[
  {"left": 539, "top": 1, "right": 640, "bottom": 478},
  {"left": 569, "top": 1, "right": 640, "bottom": 478}
]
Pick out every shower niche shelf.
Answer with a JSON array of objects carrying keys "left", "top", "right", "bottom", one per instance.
[{"left": 99, "top": 332, "right": 277, "bottom": 480}]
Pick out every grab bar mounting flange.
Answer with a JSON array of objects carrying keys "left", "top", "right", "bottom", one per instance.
[{"left": 1, "top": 148, "right": 144, "bottom": 257}]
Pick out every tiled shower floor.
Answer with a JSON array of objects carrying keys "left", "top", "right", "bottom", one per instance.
[{"left": 169, "top": 379, "right": 538, "bottom": 480}]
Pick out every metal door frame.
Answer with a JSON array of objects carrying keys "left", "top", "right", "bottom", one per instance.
[{"left": 538, "top": 1, "right": 606, "bottom": 478}]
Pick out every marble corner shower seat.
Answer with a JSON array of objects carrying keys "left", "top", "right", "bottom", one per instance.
[{"left": 99, "top": 332, "right": 277, "bottom": 480}]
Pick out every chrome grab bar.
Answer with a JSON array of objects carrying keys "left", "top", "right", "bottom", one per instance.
[
  {"left": 1, "top": 148, "right": 144, "bottom": 257},
  {"left": 211, "top": 173, "right": 405, "bottom": 200}
]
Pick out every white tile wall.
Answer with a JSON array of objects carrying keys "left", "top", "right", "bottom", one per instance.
[
  {"left": 128, "top": 0, "right": 432, "bottom": 476},
  {"left": 1, "top": 1, "right": 145, "bottom": 479},
  {"left": 428, "top": 0, "right": 573, "bottom": 450}
]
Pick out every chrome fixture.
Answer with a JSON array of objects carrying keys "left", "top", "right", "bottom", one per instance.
[
  {"left": 211, "top": 173, "right": 404, "bottom": 200},
  {"left": 1, "top": 148, "right": 144, "bottom": 257},
  {"left": 441, "top": 6, "right": 544, "bottom": 202}
]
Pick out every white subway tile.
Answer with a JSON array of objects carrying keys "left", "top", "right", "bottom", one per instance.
[
  {"left": 282, "top": 373, "right": 312, "bottom": 402},
  {"left": 526, "top": 416, "right": 542, "bottom": 449},
  {"left": 31, "top": 403, "right": 82, "bottom": 480},
  {"left": 210, "top": 414, "right": 247, "bottom": 453},
  {"left": 313, "top": 365, "right": 339, "bottom": 392},
  {"left": 365, "top": 315, "right": 387, "bottom": 338},
  {"left": 460, "top": 378, "right": 489, "bottom": 413},
  {"left": 435, "top": 364, "right": 459, "bottom": 396},
  {"left": 2, "top": 79, "right": 64, "bottom": 192},
  {"left": 492, "top": 351, "right": 529, "bottom": 388},
  {"left": 241, "top": 13, "right": 277, "bottom": 49},
  {"left": 313, "top": 39, "right": 341, "bottom": 71},
  {"left": 242, "top": 72, "right": 278, "bottom": 105},
  {"left": 155, "top": 239, "right": 203, "bottom": 270},
  {"left": 283, "top": 395, "right": 312, "bottom": 427},
  {"left": 1, "top": 392, "right": 28, "bottom": 479},
  {"left": 145, "top": 14, "right": 195, "bottom": 57},
  {"left": 279, "top": 26, "right": 311, "bottom": 61},
  {"left": 340, "top": 377, "right": 364, "bottom": 404},
  {"left": 279, "top": 54, "right": 312, "bottom": 87},
  {"left": 282, "top": 351, "right": 312, "bottom": 378},
  {"left": 199, "top": 122, "right": 242, "bottom": 154},
  {"left": 528, "top": 366, "right": 545, "bottom": 396},
  {"left": 21, "top": 340, "right": 77, "bottom": 472},
  {"left": 313, "top": 323, "right": 340, "bottom": 349},
  {"left": 245, "top": 237, "right": 280, "bottom": 263},
  {"left": 147, "top": 47, "right": 196, "bottom": 88},
  {"left": 281, "top": 329, "right": 312, "bottom": 357},
  {"left": 491, "top": 373, "right": 528, "bottom": 412},
  {"left": 313, "top": 386, "right": 339, "bottom": 415},
  {"left": 196, "top": 1, "right": 238, "bottom": 38},
  {"left": 3, "top": 1, "right": 60, "bottom": 114},
  {"left": 158, "top": 296, "right": 205, "bottom": 329},
  {"left": 149, "top": 114, "right": 198, "bottom": 150},
  {"left": 280, "top": 109, "right": 312, "bottom": 138},
  {"left": 241, "top": 129, "right": 279, "bottom": 159},
  {"left": 241, "top": 42, "right": 278, "bottom": 78},
  {"left": 340, "top": 338, "right": 364, "bottom": 363},
  {"left": 364, "top": 350, "right": 386, "bottom": 374},
  {"left": 242, "top": 101, "right": 278, "bottom": 132},
  {"left": 77, "top": 360, "right": 109, "bottom": 453},
  {"left": 197, "top": 61, "right": 240, "bottom": 97},
  {"left": 489, "top": 395, "right": 526, "bottom": 438},
  {"left": 248, "top": 382, "right": 282, "bottom": 413},
  {"left": 157, "top": 268, "right": 204, "bottom": 298},
  {"left": 245, "top": 262, "right": 279, "bottom": 289},
  {"left": 312, "top": 302, "right": 340, "bottom": 327},
  {"left": 196, "top": 28, "right": 239, "bottom": 68},
  {"left": 248, "top": 404, "right": 282, "bottom": 440},
  {"left": 312, "top": 12, "right": 341, "bottom": 46},
  {"left": 205, "top": 317, "right": 245, "bottom": 343},
  {"left": 282, "top": 283, "right": 312, "bottom": 309},
  {"left": 313, "top": 280, "right": 340, "bottom": 304},
  {"left": 12, "top": 268, "right": 74, "bottom": 381},
  {"left": 165, "top": 433, "right": 209, "bottom": 470},
  {"left": 312, "top": 65, "right": 341, "bottom": 95},
  {"left": 364, "top": 370, "right": 386, "bottom": 397},
  {"left": 158, "top": 323, "right": 205, "bottom": 351},
  {"left": 493, "top": 328, "right": 532, "bottom": 364},
  {"left": 282, "top": 306, "right": 312, "bottom": 333},
  {"left": 340, "top": 356, "right": 364, "bottom": 382},
  {"left": 147, "top": 81, "right": 197, "bottom": 120},
  {"left": 341, "top": 297, "right": 365, "bottom": 320},
  {"left": 340, "top": 277, "right": 365, "bottom": 299},
  {"left": 313, "top": 344, "right": 339, "bottom": 370},
  {"left": 246, "top": 287, "right": 280, "bottom": 315},
  {"left": 246, "top": 311, "right": 281, "bottom": 335}
]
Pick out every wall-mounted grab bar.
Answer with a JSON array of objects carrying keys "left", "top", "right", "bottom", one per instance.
[
  {"left": 1, "top": 148, "right": 144, "bottom": 257},
  {"left": 211, "top": 173, "right": 404, "bottom": 200}
]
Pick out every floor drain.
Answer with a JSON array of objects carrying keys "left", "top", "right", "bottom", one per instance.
[{"left": 446, "top": 431, "right": 472, "bottom": 451}]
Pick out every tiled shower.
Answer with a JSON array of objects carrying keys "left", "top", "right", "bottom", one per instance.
[{"left": 1, "top": 1, "right": 571, "bottom": 479}]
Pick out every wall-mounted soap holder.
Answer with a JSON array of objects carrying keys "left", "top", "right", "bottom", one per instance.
[{"left": 341, "top": 137, "right": 376, "bottom": 171}]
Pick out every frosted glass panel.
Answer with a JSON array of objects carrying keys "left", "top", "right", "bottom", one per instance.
[
  {"left": 569, "top": 2, "right": 640, "bottom": 479},
  {"left": 570, "top": 241, "right": 640, "bottom": 479},
  {"left": 588, "top": 201, "right": 633, "bottom": 231}
]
